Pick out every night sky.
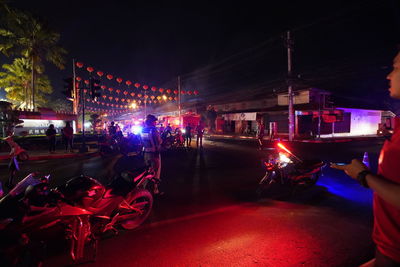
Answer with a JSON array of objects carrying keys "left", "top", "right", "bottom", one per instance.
[{"left": 3, "top": 0, "right": 400, "bottom": 107}]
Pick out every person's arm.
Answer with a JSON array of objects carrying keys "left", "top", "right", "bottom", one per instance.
[{"left": 332, "top": 159, "right": 400, "bottom": 209}]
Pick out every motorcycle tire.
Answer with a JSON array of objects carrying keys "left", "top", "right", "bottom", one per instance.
[
  {"left": 120, "top": 189, "right": 153, "bottom": 230},
  {"left": 293, "top": 173, "right": 320, "bottom": 190},
  {"left": 256, "top": 172, "right": 276, "bottom": 198}
]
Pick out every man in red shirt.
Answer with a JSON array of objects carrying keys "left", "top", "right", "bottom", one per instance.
[{"left": 332, "top": 52, "right": 400, "bottom": 266}]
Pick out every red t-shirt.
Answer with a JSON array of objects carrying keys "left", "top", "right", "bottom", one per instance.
[{"left": 374, "top": 117, "right": 400, "bottom": 262}]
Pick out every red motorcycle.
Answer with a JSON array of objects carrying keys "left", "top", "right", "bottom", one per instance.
[
  {"left": 257, "top": 141, "right": 325, "bottom": 197},
  {"left": 58, "top": 160, "right": 155, "bottom": 237},
  {"left": 0, "top": 173, "right": 93, "bottom": 265}
]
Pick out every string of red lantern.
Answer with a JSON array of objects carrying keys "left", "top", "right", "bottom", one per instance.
[{"left": 75, "top": 61, "right": 199, "bottom": 96}]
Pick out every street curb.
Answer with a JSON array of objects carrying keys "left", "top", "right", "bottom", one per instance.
[
  {"left": 0, "top": 151, "right": 100, "bottom": 161},
  {"left": 206, "top": 134, "right": 381, "bottom": 143}
]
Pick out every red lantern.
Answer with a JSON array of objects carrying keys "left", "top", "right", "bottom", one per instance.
[
  {"left": 123, "top": 91, "right": 128, "bottom": 95},
  {"left": 151, "top": 86, "right": 157, "bottom": 92},
  {"left": 111, "top": 104, "right": 114, "bottom": 107},
  {"left": 76, "top": 62, "right": 84, "bottom": 68},
  {"left": 116, "top": 89, "right": 121, "bottom": 94},
  {"left": 84, "top": 80, "right": 89, "bottom": 85},
  {"left": 106, "top": 74, "right": 113, "bottom": 80},
  {"left": 106, "top": 103, "right": 110, "bottom": 106},
  {"left": 108, "top": 96, "right": 113, "bottom": 100},
  {"left": 150, "top": 95, "right": 155, "bottom": 100},
  {"left": 159, "top": 88, "right": 164, "bottom": 93},
  {"left": 97, "top": 71, "right": 104, "bottom": 77},
  {"left": 126, "top": 80, "right": 132, "bottom": 86},
  {"left": 108, "top": 87, "right": 114, "bottom": 92},
  {"left": 101, "top": 85, "right": 106, "bottom": 90},
  {"left": 144, "top": 95, "right": 149, "bottom": 99},
  {"left": 115, "top": 97, "right": 119, "bottom": 102},
  {"left": 138, "top": 93, "right": 142, "bottom": 98},
  {"left": 143, "top": 85, "right": 149, "bottom": 90},
  {"left": 130, "top": 92, "right": 135, "bottom": 97},
  {"left": 102, "top": 95, "right": 106, "bottom": 99},
  {"left": 153, "top": 100, "right": 157, "bottom": 104},
  {"left": 173, "top": 90, "right": 178, "bottom": 95},
  {"left": 174, "top": 97, "right": 178, "bottom": 101},
  {"left": 168, "top": 96, "right": 173, "bottom": 101},
  {"left": 166, "top": 89, "right": 171, "bottom": 94},
  {"left": 101, "top": 102, "right": 105, "bottom": 105},
  {"left": 86, "top": 98, "right": 90, "bottom": 101},
  {"left": 134, "top": 83, "right": 140, "bottom": 88},
  {"left": 75, "top": 77, "right": 82, "bottom": 82},
  {"left": 127, "top": 99, "right": 131, "bottom": 103},
  {"left": 194, "top": 90, "right": 199, "bottom": 95},
  {"left": 187, "top": 90, "right": 192, "bottom": 95},
  {"left": 181, "top": 90, "right": 186, "bottom": 95},
  {"left": 138, "top": 100, "right": 142, "bottom": 104},
  {"left": 84, "top": 90, "right": 88, "bottom": 94},
  {"left": 121, "top": 99, "right": 125, "bottom": 102},
  {"left": 86, "top": 67, "right": 94, "bottom": 73},
  {"left": 116, "top": 77, "right": 123, "bottom": 84}
]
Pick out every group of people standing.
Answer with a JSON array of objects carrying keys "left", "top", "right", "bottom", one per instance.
[
  {"left": 184, "top": 123, "right": 205, "bottom": 148},
  {"left": 45, "top": 122, "right": 74, "bottom": 153}
]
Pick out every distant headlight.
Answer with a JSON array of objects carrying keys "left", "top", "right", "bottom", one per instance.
[{"left": 132, "top": 126, "right": 142, "bottom": 134}]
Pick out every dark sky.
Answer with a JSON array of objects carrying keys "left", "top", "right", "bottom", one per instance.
[{"left": 4, "top": 0, "right": 400, "bottom": 106}]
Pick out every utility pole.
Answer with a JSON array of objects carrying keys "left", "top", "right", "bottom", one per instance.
[
  {"left": 286, "top": 30, "right": 295, "bottom": 141},
  {"left": 72, "top": 59, "right": 78, "bottom": 114},
  {"left": 79, "top": 77, "right": 88, "bottom": 153},
  {"left": 144, "top": 89, "right": 147, "bottom": 118},
  {"left": 178, "top": 76, "right": 182, "bottom": 128}
]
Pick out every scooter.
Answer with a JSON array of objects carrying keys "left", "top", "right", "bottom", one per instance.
[{"left": 257, "top": 141, "right": 325, "bottom": 197}]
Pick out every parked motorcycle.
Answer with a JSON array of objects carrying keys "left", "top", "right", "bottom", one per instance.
[
  {"left": 58, "top": 160, "right": 155, "bottom": 237},
  {"left": 98, "top": 135, "right": 120, "bottom": 155},
  {"left": 0, "top": 173, "right": 93, "bottom": 265},
  {"left": 257, "top": 141, "right": 325, "bottom": 197}
]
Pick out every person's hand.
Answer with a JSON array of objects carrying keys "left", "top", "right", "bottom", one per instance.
[{"left": 331, "top": 159, "right": 369, "bottom": 179}]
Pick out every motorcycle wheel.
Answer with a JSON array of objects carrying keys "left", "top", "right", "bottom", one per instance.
[
  {"left": 163, "top": 141, "right": 172, "bottom": 150},
  {"left": 293, "top": 173, "right": 320, "bottom": 190},
  {"left": 120, "top": 189, "right": 153, "bottom": 230},
  {"left": 256, "top": 172, "right": 275, "bottom": 198}
]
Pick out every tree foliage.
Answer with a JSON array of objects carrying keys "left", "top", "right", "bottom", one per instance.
[
  {"left": 89, "top": 113, "right": 102, "bottom": 132},
  {"left": 0, "top": 58, "right": 52, "bottom": 107},
  {"left": 47, "top": 97, "right": 73, "bottom": 113},
  {"left": 0, "top": 3, "right": 66, "bottom": 108}
]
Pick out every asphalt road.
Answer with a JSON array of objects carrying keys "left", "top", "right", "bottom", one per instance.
[{"left": 0, "top": 138, "right": 384, "bottom": 267}]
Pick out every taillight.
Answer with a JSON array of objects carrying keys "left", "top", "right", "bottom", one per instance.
[{"left": 264, "top": 162, "right": 274, "bottom": 171}]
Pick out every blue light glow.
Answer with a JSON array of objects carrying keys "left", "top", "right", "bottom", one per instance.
[{"left": 132, "top": 126, "right": 143, "bottom": 134}]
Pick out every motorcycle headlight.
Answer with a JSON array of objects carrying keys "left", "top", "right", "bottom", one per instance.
[{"left": 279, "top": 153, "right": 291, "bottom": 163}]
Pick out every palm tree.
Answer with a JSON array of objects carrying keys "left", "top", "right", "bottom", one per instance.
[
  {"left": 0, "top": 4, "right": 66, "bottom": 109},
  {"left": 0, "top": 57, "right": 52, "bottom": 108}
]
